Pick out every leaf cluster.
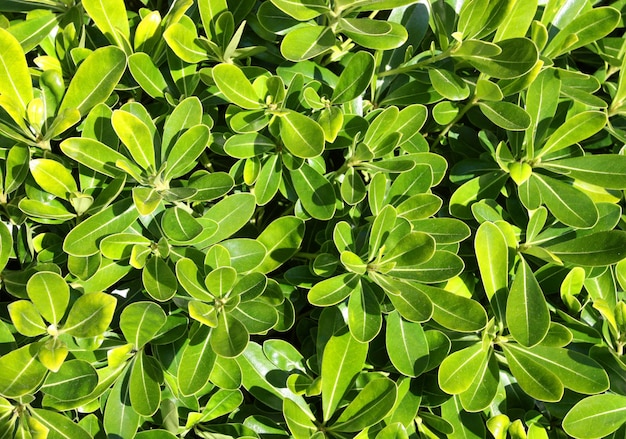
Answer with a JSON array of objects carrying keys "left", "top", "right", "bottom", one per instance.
[{"left": 0, "top": 0, "right": 625, "bottom": 438}]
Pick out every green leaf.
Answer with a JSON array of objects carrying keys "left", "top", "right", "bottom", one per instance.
[
  {"left": 162, "top": 97, "right": 203, "bottom": 159},
  {"left": 40, "top": 359, "right": 97, "bottom": 402},
  {"left": 129, "top": 350, "right": 162, "bottom": 417},
  {"left": 59, "top": 46, "right": 127, "bottom": 116},
  {"left": 309, "top": 273, "right": 360, "bottom": 307},
  {"left": 478, "top": 101, "right": 531, "bottom": 130},
  {"left": 563, "top": 394, "right": 626, "bottom": 439},
  {"left": 501, "top": 344, "right": 563, "bottom": 402},
  {"left": 284, "top": 398, "right": 317, "bottom": 439},
  {"left": 332, "top": 377, "right": 397, "bottom": 432},
  {"left": 128, "top": 52, "right": 169, "bottom": 99},
  {"left": 257, "top": 216, "right": 305, "bottom": 273},
  {"left": 370, "top": 273, "right": 433, "bottom": 322},
  {"left": 537, "top": 111, "right": 607, "bottom": 158},
  {"left": 178, "top": 324, "right": 216, "bottom": 396},
  {"left": 112, "top": 109, "right": 155, "bottom": 170},
  {"left": 475, "top": 222, "right": 509, "bottom": 301},
  {"left": 280, "top": 110, "right": 325, "bottom": 158},
  {"left": 163, "top": 19, "right": 207, "bottom": 64},
  {"left": 29, "top": 159, "right": 77, "bottom": 200},
  {"left": 211, "top": 312, "right": 249, "bottom": 358},
  {"left": 5, "top": 144, "right": 30, "bottom": 195},
  {"left": 421, "top": 285, "right": 487, "bottom": 332},
  {"left": 449, "top": 171, "right": 509, "bottom": 219},
  {"left": 63, "top": 199, "right": 139, "bottom": 257},
  {"left": 104, "top": 368, "right": 140, "bottom": 438},
  {"left": 544, "top": 7, "right": 620, "bottom": 58},
  {"left": 382, "top": 231, "right": 435, "bottom": 267},
  {"left": 188, "top": 389, "right": 243, "bottom": 427},
  {"left": 322, "top": 328, "right": 368, "bottom": 422},
  {"left": 8, "top": 300, "right": 46, "bottom": 336},
  {"left": 271, "top": 0, "right": 327, "bottom": 20},
  {"left": 0, "top": 28, "right": 33, "bottom": 114},
  {"left": 459, "top": 351, "right": 499, "bottom": 412},
  {"left": 212, "top": 63, "right": 263, "bottom": 109},
  {"left": 506, "top": 258, "right": 550, "bottom": 347},
  {"left": 205, "top": 266, "right": 237, "bottom": 298},
  {"left": 0, "top": 344, "right": 47, "bottom": 398},
  {"left": 494, "top": 0, "right": 536, "bottom": 41},
  {"left": 538, "top": 155, "right": 626, "bottom": 189},
  {"left": 30, "top": 408, "right": 92, "bottom": 439},
  {"left": 224, "top": 133, "right": 275, "bottom": 159},
  {"left": 198, "top": 0, "right": 228, "bottom": 39},
  {"left": 386, "top": 310, "right": 429, "bottom": 377},
  {"left": 533, "top": 174, "right": 598, "bottom": 228},
  {"left": 188, "top": 171, "right": 234, "bottom": 202},
  {"left": 290, "top": 164, "right": 336, "bottom": 220},
  {"left": 221, "top": 239, "right": 267, "bottom": 273},
  {"left": 63, "top": 292, "right": 116, "bottom": 338},
  {"left": 143, "top": 256, "right": 178, "bottom": 302},
  {"left": 340, "top": 167, "right": 367, "bottom": 205},
  {"left": 280, "top": 26, "right": 335, "bottom": 62},
  {"left": 369, "top": 204, "right": 397, "bottom": 260},
  {"left": 120, "top": 302, "right": 167, "bottom": 349},
  {"left": 99, "top": 233, "right": 151, "bottom": 260},
  {"left": 332, "top": 51, "right": 375, "bottom": 104},
  {"left": 26, "top": 271, "right": 69, "bottom": 325},
  {"left": 438, "top": 344, "right": 488, "bottom": 395},
  {"left": 176, "top": 258, "right": 213, "bottom": 302},
  {"left": 200, "top": 193, "right": 256, "bottom": 246},
  {"left": 347, "top": 281, "right": 381, "bottom": 342},
  {"left": 428, "top": 68, "right": 470, "bottom": 101},
  {"left": 162, "top": 123, "right": 209, "bottom": 179},
  {"left": 60, "top": 137, "right": 127, "bottom": 178},
  {"left": 507, "top": 344, "right": 609, "bottom": 394},
  {"left": 339, "top": 18, "right": 407, "bottom": 50},
  {"left": 237, "top": 341, "right": 312, "bottom": 414},
  {"left": 452, "top": 38, "right": 538, "bottom": 79},
  {"left": 82, "top": 0, "right": 129, "bottom": 47},
  {"left": 161, "top": 207, "right": 203, "bottom": 242}
]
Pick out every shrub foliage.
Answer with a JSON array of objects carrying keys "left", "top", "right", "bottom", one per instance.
[{"left": 1, "top": 0, "right": 626, "bottom": 437}]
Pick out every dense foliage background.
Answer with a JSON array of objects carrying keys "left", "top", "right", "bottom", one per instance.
[{"left": 1, "top": 0, "right": 626, "bottom": 437}]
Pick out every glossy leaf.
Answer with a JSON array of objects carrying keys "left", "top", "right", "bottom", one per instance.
[
  {"left": 178, "top": 325, "right": 216, "bottom": 396},
  {"left": 63, "top": 292, "right": 116, "bottom": 338},
  {"left": 213, "top": 63, "right": 263, "bottom": 109},
  {"left": 120, "top": 302, "right": 167, "bottom": 349},
  {"left": 0, "top": 344, "right": 47, "bottom": 398},
  {"left": 26, "top": 271, "right": 68, "bottom": 325},
  {"left": 332, "top": 377, "right": 397, "bottom": 432},
  {"left": 563, "top": 394, "right": 626, "bottom": 439},
  {"left": 129, "top": 351, "right": 162, "bottom": 417},
  {"left": 0, "top": 28, "right": 32, "bottom": 113},
  {"left": 322, "top": 329, "right": 368, "bottom": 422},
  {"left": 537, "top": 111, "right": 607, "bottom": 158},
  {"left": 63, "top": 199, "right": 139, "bottom": 257},
  {"left": 281, "top": 26, "right": 335, "bottom": 62},
  {"left": 332, "top": 51, "right": 375, "bottom": 104},
  {"left": 506, "top": 259, "right": 550, "bottom": 347},
  {"left": 59, "top": 46, "right": 127, "bottom": 116},
  {"left": 386, "top": 311, "right": 429, "bottom": 377},
  {"left": 256, "top": 216, "right": 305, "bottom": 273},
  {"left": 290, "top": 164, "right": 336, "bottom": 220},
  {"left": 438, "top": 344, "right": 488, "bottom": 395},
  {"left": 280, "top": 111, "right": 325, "bottom": 158}
]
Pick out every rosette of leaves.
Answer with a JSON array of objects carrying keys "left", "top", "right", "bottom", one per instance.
[{"left": 257, "top": 0, "right": 415, "bottom": 63}]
